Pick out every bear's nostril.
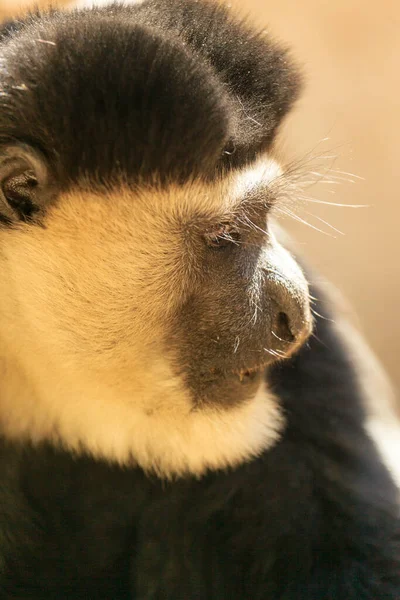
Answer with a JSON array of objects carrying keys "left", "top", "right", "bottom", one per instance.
[{"left": 273, "top": 312, "right": 295, "bottom": 343}]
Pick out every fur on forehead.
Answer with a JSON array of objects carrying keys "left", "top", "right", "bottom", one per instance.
[{"left": 0, "top": 0, "right": 301, "bottom": 185}]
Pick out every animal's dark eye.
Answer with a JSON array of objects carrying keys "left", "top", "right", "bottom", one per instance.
[
  {"left": 204, "top": 223, "right": 240, "bottom": 249},
  {"left": 2, "top": 170, "right": 39, "bottom": 221}
]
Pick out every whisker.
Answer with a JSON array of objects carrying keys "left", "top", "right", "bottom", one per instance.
[
  {"left": 303, "top": 198, "right": 369, "bottom": 208},
  {"left": 301, "top": 210, "right": 345, "bottom": 236},
  {"left": 271, "top": 331, "right": 295, "bottom": 344},
  {"left": 311, "top": 332, "right": 330, "bottom": 350},
  {"left": 311, "top": 308, "right": 335, "bottom": 323},
  {"left": 275, "top": 207, "right": 338, "bottom": 238},
  {"left": 263, "top": 347, "right": 287, "bottom": 359},
  {"left": 334, "top": 170, "right": 364, "bottom": 180}
]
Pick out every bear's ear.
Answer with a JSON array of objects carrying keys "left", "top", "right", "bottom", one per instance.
[{"left": 0, "top": 144, "right": 51, "bottom": 224}]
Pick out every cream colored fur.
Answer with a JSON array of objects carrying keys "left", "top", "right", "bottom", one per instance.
[{"left": 0, "top": 159, "right": 285, "bottom": 478}]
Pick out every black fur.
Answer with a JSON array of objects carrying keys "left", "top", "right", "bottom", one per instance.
[
  {"left": 0, "top": 2, "right": 399, "bottom": 598},
  {"left": 0, "top": 288, "right": 398, "bottom": 599},
  {"left": 0, "top": 1, "right": 300, "bottom": 187}
]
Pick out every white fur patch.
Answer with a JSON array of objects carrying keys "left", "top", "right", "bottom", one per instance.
[
  {"left": 232, "top": 157, "right": 282, "bottom": 199},
  {"left": 0, "top": 352, "right": 283, "bottom": 477},
  {"left": 346, "top": 323, "right": 400, "bottom": 490},
  {"left": 330, "top": 295, "right": 400, "bottom": 492}
]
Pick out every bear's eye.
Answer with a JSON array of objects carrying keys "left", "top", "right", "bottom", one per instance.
[
  {"left": 204, "top": 223, "right": 240, "bottom": 249},
  {"left": 2, "top": 170, "right": 39, "bottom": 221}
]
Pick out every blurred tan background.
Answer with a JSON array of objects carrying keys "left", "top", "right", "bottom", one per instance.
[
  {"left": 233, "top": 0, "right": 400, "bottom": 396},
  {"left": 1, "top": 0, "right": 399, "bottom": 393}
]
